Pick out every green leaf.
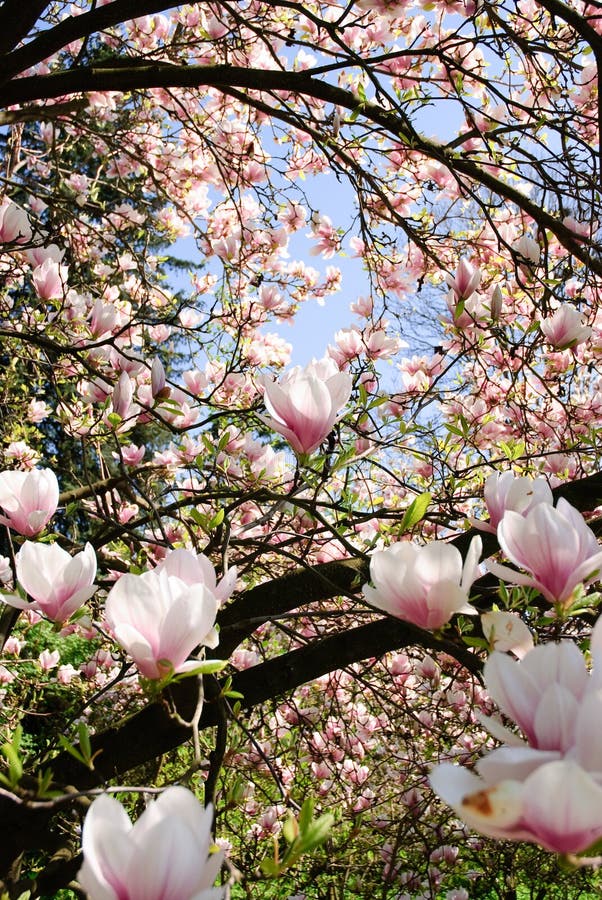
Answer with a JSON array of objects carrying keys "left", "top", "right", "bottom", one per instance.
[
  {"left": 259, "top": 858, "right": 280, "bottom": 877},
  {"left": 299, "top": 813, "right": 335, "bottom": 852},
  {"left": 298, "top": 796, "right": 315, "bottom": 833},
  {"left": 400, "top": 492, "right": 431, "bottom": 532},
  {"left": 57, "top": 736, "right": 91, "bottom": 769},
  {"left": 208, "top": 508, "right": 224, "bottom": 529},
  {"left": 1, "top": 744, "right": 22, "bottom": 784},
  {"left": 78, "top": 722, "right": 92, "bottom": 761},
  {"left": 171, "top": 659, "right": 227, "bottom": 681},
  {"left": 282, "top": 813, "right": 298, "bottom": 844}
]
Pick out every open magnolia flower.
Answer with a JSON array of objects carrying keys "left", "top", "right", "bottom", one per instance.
[
  {"left": 2, "top": 540, "right": 97, "bottom": 624},
  {"left": 487, "top": 497, "right": 602, "bottom": 608},
  {"left": 0, "top": 468, "right": 59, "bottom": 536},
  {"left": 540, "top": 303, "right": 592, "bottom": 350},
  {"left": 153, "top": 548, "right": 237, "bottom": 603},
  {"left": 257, "top": 357, "right": 352, "bottom": 455},
  {"left": 104, "top": 568, "right": 219, "bottom": 680},
  {"left": 79, "top": 787, "right": 224, "bottom": 900},
  {"left": 471, "top": 471, "right": 553, "bottom": 534},
  {"left": 481, "top": 611, "right": 534, "bottom": 659},
  {"left": 363, "top": 536, "right": 482, "bottom": 630},
  {"left": 430, "top": 618, "right": 602, "bottom": 854}
]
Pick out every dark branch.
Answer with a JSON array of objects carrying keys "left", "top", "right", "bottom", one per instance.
[
  {"left": 3, "top": 62, "right": 599, "bottom": 274},
  {"left": 0, "top": 0, "right": 50, "bottom": 56},
  {"left": 0, "top": 0, "right": 181, "bottom": 82}
]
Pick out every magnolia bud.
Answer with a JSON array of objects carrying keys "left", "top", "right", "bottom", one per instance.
[
  {"left": 151, "top": 357, "right": 167, "bottom": 398},
  {"left": 490, "top": 284, "right": 503, "bottom": 320}
]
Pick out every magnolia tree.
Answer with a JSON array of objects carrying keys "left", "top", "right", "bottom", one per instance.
[{"left": 1, "top": 0, "right": 602, "bottom": 897}]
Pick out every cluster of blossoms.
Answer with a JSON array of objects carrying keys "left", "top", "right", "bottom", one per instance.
[
  {"left": 363, "top": 472, "right": 602, "bottom": 632},
  {"left": 0, "top": 468, "right": 235, "bottom": 683},
  {"left": 431, "top": 619, "right": 602, "bottom": 855},
  {"left": 358, "top": 471, "right": 602, "bottom": 859},
  {"left": 4, "top": 1, "right": 602, "bottom": 894}
]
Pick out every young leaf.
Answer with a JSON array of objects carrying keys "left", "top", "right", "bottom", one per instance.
[{"left": 400, "top": 492, "right": 431, "bottom": 532}]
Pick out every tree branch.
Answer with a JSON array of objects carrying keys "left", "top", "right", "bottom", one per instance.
[
  {"left": 3, "top": 62, "right": 599, "bottom": 274},
  {"left": 0, "top": 0, "right": 50, "bottom": 56},
  {"left": 0, "top": 0, "right": 181, "bottom": 82}
]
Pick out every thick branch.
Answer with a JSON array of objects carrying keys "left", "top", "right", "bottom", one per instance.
[
  {"left": 0, "top": 0, "right": 50, "bottom": 56},
  {"left": 3, "top": 63, "right": 599, "bottom": 274},
  {"left": 0, "top": 617, "right": 479, "bottom": 877},
  {"left": 0, "top": 0, "right": 181, "bottom": 82},
  {"left": 217, "top": 557, "right": 368, "bottom": 657}
]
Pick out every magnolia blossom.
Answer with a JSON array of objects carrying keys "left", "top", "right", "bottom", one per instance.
[
  {"left": 540, "top": 304, "right": 592, "bottom": 350},
  {"left": 154, "top": 548, "right": 237, "bottom": 604},
  {"left": 112, "top": 372, "right": 135, "bottom": 419},
  {"left": 363, "top": 536, "right": 482, "bottom": 630},
  {"left": 430, "top": 619, "right": 602, "bottom": 854},
  {"left": 445, "top": 289, "right": 486, "bottom": 328},
  {"left": 151, "top": 357, "right": 168, "bottom": 398},
  {"left": 3, "top": 541, "right": 97, "bottom": 623},
  {"left": 79, "top": 787, "right": 224, "bottom": 900},
  {"left": 481, "top": 611, "right": 534, "bottom": 659},
  {"left": 445, "top": 259, "right": 481, "bottom": 301},
  {"left": 562, "top": 216, "right": 590, "bottom": 239},
  {"left": 489, "top": 284, "right": 503, "bottom": 320},
  {"left": 472, "top": 471, "right": 553, "bottom": 534},
  {"left": 258, "top": 357, "right": 352, "bottom": 455},
  {"left": 512, "top": 234, "right": 540, "bottom": 264},
  {"left": 0, "top": 198, "right": 32, "bottom": 244},
  {"left": 488, "top": 498, "right": 602, "bottom": 607},
  {"left": 32, "top": 258, "right": 68, "bottom": 301},
  {"left": 0, "top": 468, "right": 59, "bottom": 536},
  {"left": 104, "top": 568, "right": 220, "bottom": 679}
]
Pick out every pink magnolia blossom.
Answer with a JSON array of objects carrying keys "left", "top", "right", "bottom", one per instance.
[
  {"left": 3, "top": 540, "right": 97, "bottom": 623},
  {"left": 562, "top": 216, "right": 591, "bottom": 239},
  {"left": 481, "top": 611, "right": 534, "bottom": 659},
  {"left": 487, "top": 498, "right": 602, "bottom": 607},
  {"left": 120, "top": 443, "right": 145, "bottom": 466},
  {"left": 31, "top": 258, "right": 68, "bottom": 300},
  {"left": 490, "top": 284, "right": 503, "bottom": 320},
  {"left": 472, "top": 471, "right": 553, "bottom": 534},
  {"left": 89, "top": 298, "right": 118, "bottom": 337},
  {"left": 183, "top": 368, "right": 208, "bottom": 395},
  {"left": 363, "top": 536, "right": 482, "bottom": 630},
  {"left": 38, "top": 649, "right": 60, "bottom": 671},
  {"left": 0, "top": 198, "right": 32, "bottom": 244},
  {"left": 153, "top": 548, "right": 237, "bottom": 604},
  {"left": 4, "top": 441, "right": 40, "bottom": 468},
  {"left": 79, "top": 787, "right": 224, "bottom": 900},
  {"left": 151, "top": 357, "right": 168, "bottom": 398},
  {"left": 430, "top": 619, "right": 602, "bottom": 854},
  {"left": 0, "top": 468, "right": 59, "bottom": 536},
  {"left": 0, "top": 665, "right": 15, "bottom": 684},
  {"left": 111, "top": 372, "right": 135, "bottom": 419},
  {"left": 511, "top": 234, "right": 540, "bottom": 264},
  {"left": 104, "top": 568, "right": 220, "bottom": 680},
  {"left": 540, "top": 304, "right": 592, "bottom": 349},
  {"left": 445, "top": 289, "right": 486, "bottom": 328},
  {"left": 25, "top": 242, "right": 65, "bottom": 268},
  {"left": 258, "top": 358, "right": 352, "bottom": 455},
  {"left": 445, "top": 259, "right": 481, "bottom": 301},
  {"left": 27, "top": 399, "right": 50, "bottom": 424}
]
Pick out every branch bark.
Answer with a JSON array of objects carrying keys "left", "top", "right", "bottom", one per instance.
[{"left": 3, "top": 62, "right": 599, "bottom": 274}]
